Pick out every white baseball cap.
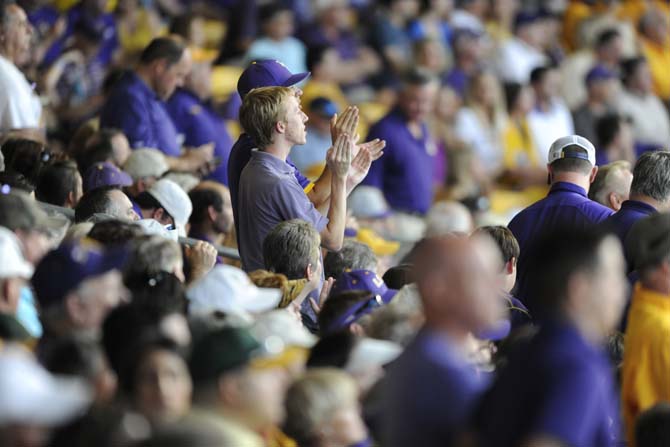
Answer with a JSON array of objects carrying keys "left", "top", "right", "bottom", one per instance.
[
  {"left": 345, "top": 337, "right": 402, "bottom": 376},
  {"left": 136, "top": 218, "right": 179, "bottom": 241},
  {"left": 547, "top": 135, "right": 596, "bottom": 166},
  {"left": 147, "top": 179, "right": 193, "bottom": 236},
  {"left": 123, "top": 148, "right": 169, "bottom": 180},
  {"left": 0, "top": 346, "right": 92, "bottom": 426},
  {"left": 250, "top": 310, "right": 317, "bottom": 351},
  {"left": 187, "top": 265, "right": 282, "bottom": 317},
  {"left": 0, "top": 227, "right": 33, "bottom": 279},
  {"left": 348, "top": 186, "right": 391, "bottom": 219}
]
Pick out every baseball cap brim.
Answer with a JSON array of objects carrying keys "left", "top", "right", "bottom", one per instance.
[
  {"left": 244, "top": 287, "right": 283, "bottom": 312},
  {"left": 346, "top": 338, "right": 402, "bottom": 375},
  {"left": 381, "top": 288, "right": 398, "bottom": 304},
  {"left": 281, "top": 72, "right": 310, "bottom": 88}
]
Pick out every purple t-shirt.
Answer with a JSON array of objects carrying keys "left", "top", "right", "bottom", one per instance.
[
  {"left": 509, "top": 182, "right": 613, "bottom": 311},
  {"left": 361, "top": 108, "right": 436, "bottom": 215},
  {"left": 237, "top": 150, "right": 327, "bottom": 272},
  {"left": 474, "top": 320, "right": 621, "bottom": 447}
]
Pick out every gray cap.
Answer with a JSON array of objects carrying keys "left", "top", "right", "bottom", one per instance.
[
  {"left": 0, "top": 190, "right": 66, "bottom": 232},
  {"left": 123, "top": 148, "right": 169, "bottom": 180},
  {"left": 625, "top": 212, "right": 670, "bottom": 271}
]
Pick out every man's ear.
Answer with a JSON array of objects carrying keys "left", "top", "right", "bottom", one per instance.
[
  {"left": 152, "top": 207, "right": 165, "bottom": 222},
  {"left": 64, "top": 293, "right": 85, "bottom": 326},
  {"left": 505, "top": 258, "right": 516, "bottom": 275},
  {"left": 305, "top": 263, "right": 314, "bottom": 281},
  {"left": 275, "top": 120, "right": 286, "bottom": 135},
  {"left": 207, "top": 205, "right": 218, "bottom": 223},
  {"left": 608, "top": 192, "right": 623, "bottom": 211},
  {"left": 66, "top": 191, "right": 76, "bottom": 208},
  {"left": 589, "top": 165, "right": 599, "bottom": 183}
]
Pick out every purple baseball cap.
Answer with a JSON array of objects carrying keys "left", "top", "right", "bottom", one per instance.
[
  {"left": 585, "top": 64, "right": 617, "bottom": 85},
  {"left": 83, "top": 162, "right": 133, "bottom": 193},
  {"left": 31, "top": 240, "right": 127, "bottom": 309},
  {"left": 330, "top": 270, "right": 398, "bottom": 304},
  {"left": 237, "top": 60, "right": 310, "bottom": 98},
  {"left": 477, "top": 319, "right": 512, "bottom": 342}
]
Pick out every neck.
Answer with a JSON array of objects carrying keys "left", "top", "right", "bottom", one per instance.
[
  {"left": 424, "top": 316, "right": 472, "bottom": 353},
  {"left": 0, "top": 46, "right": 19, "bottom": 65},
  {"left": 552, "top": 173, "right": 591, "bottom": 193},
  {"left": 587, "top": 99, "right": 607, "bottom": 113},
  {"left": 629, "top": 193, "right": 664, "bottom": 211},
  {"left": 565, "top": 308, "right": 604, "bottom": 347},
  {"left": 135, "top": 66, "right": 157, "bottom": 95},
  {"left": 262, "top": 141, "right": 292, "bottom": 161}
]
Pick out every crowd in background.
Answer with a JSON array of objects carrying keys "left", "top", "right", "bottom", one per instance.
[{"left": 0, "top": 0, "right": 669, "bottom": 446}]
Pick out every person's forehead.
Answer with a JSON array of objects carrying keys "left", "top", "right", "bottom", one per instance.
[{"left": 6, "top": 5, "right": 28, "bottom": 24}]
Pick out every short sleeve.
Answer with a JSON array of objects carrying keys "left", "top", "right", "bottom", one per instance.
[
  {"left": 286, "top": 157, "right": 311, "bottom": 189},
  {"left": 273, "top": 180, "right": 328, "bottom": 232}
]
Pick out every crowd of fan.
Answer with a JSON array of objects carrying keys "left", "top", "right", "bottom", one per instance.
[{"left": 0, "top": 0, "right": 669, "bottom": 446}]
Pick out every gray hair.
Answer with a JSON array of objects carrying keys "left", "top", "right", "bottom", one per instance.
[
  {"left": 263, "top": 220, "right": 321, "bottom": 280},
  {"left": 125, "top": 235, "right": 182, "bottom": 279},
  {"left": 589, "top": 160, "right": 631, "bottom": 207},
  {"left": 362, "top": 284, "right": 424, "bottom": 346},
  {"left": 424, "top": 201, "right": 473, "bottom": 237},
  {"left": 630, "top": 151, "right": 670, "bottom": 203},
  {"left": 324, "top": 240, "right": 377, "bottom": 279}
]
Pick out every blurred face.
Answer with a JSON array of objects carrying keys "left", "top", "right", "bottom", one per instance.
[
  {"left": 281, "top": 95, "right": 308, "bottom": 146},
  {"left": 614, "top": 121, "right": 634, "bottom": 153},
  {"left": 399, "top": 82, "right": 438, "bottom": 123},
  {"left": 111, "top": 133, "right": 131, "bottom": 167},
  {"left": 72, "top": 270, "right": 129, "bottom": 329},
  {"left": 155, "top": 50, "right": 192, "bottom": 100},
  {"left": 2, "top": 5, "right": 33, "bottom": 66},
  {"left": 14, "top": 229, "right": 49, "bottom": 265},
  {"left": 189, "top": 17, "right": 206, "bottom": 47},
  {"left": 590, "top": 78, "right": 619, "bottom": 104},
  {"left": 238, "top": 367, "right": 289, "bottom": 429},
  {"left": 416, "top": 41, "right": 446, "bottom": 73},
  {"left": 72, "top": 171, "right": 84, "bottom": 205},
  {"left": 393, "top": 0, "right": 420, "bottom": 20},
  {"left": 321, "top": 1, "right": 350, "bottom": 29},
  {"left": 135, "top": 349, "right": 193, "bottom": 423},
  {"left": 537, "top": 69, "right": 560, "bottom": 99},
  {"left": 214, "top": 190, "right": 234, "bottom": 234},
  {"left": 473, "top": 73, "right": 499, "bottom": 108},
  {"left": 435, "top": 86, "right": 462, "bottom": 120},
  {"left": 516, "top": 85, "right": 535, "bottom": 114},
  {"left": 264, "top": 11, "right": 295, "bottom": 40},
  {"left": 601, "top": 36, "right": 623, "bottom": 64},
  {"left": 633, "top": 62, "right": 654, "bottom": 94},
  {"left": 186, "top": 62, "right": 212, "bottom": 100},
  {"left": 465, "top": 237, "right": 507, "bottom": 332},
  {"left": 322, "top": 403, "right": 368, "bottom": 447},
  {"left": 108, "top": 189, "right": 140, "bottom": 221}
]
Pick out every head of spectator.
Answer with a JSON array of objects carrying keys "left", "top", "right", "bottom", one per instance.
[
  {"left": 629, "top": 151, "right": 670, "bottom": 212},
  {"left": 263, "top": 219, "right": 322, "bottom": 282},
  {"left": 31, "top": 240, "right": 130, "bottom": 336},
  {"left": 137, "top": 36, "right": 192, "bottom": 101},
  {"left": 414, "top": 234, "right": 504, "bottom": 342},
  {"left": 78, "top": 129, "right": 132, "bottom": 173},
  {"left": 546, "top": 135, "right": 598, "bottom": 192},
  {"left": 330, "top": 269, "right": 397, "bottom": 305},
  {"left": 450, "top": 27, "right": 483, "bottom": 73},
  {"left": 305, "top": 97, "right": 337, "bottom": 138},
  {"left": 313, "top": 0, "right": 351, "bottom": 29},
  {"left": 259, "top": 2, "right": 295, "bottom": 41},
  {"left": 135, "top": 178, "right": 192, "bottom": 236},
  {"left": 87, "top": 219, "right": 144, "bottom": 248},
  {"left": 74, "top": 186, "right": 140, "bottom": 222},
  {"left": 169, "top": 13, "right": 206, "bottom": 48},
  {"left": 474, "top": 226, "right": 520, "bottom": 294},
  {"left": 83, "top": 162, "right": 133, "bottom": 193},
  {"left": 424, "top": 200, "right": 474, "bottom": 237},
  {"left": 626, "top": 212, "right": 670, "bottom": 295},
  {"left": 621, "top": 57, "right": 654, "bottom": 96},
  {"left": 324, "top": 239, "right": 378, "bottom": 279},
  {"left": 122, "top": 148, "right": 168, "bottom": 197},
  {"left": 124, "top": 235, "right": 185, "bottom": 283},
  {"left": 503, "top": 81, "right": 534, "bottom": 118},
  {"left": 0, "top": 2, "right": 33, "bottom": 66},
  {"left": 588, "top": 160, "right": 633, "bottom": 211},
  {"left": 584, "top": 65, "right": 619, "bottom": 108},
  {"left": 236, "top": 60, "right": 310, "bottom": 100},
  {"left": 35, "top": 160, "right": 83, "bottom": 208},
  {"left": 594, "top": 28, "right": 623, "bottom": 68},
  {"left": 71, "top": 16, "right": 104, "bottom": 60},
  {"left": 0, "top": 226, "right": 33, "bottom": 315},
  {"left": 512, "top": 11, "right": 543, "bottom": 49},
  {"left": 188, "top": 182, "right": 233, "bottom": 244},
  {"left": 1, "top": 138, "right": 51, "bottom": 186},
  {"left": 639, "top": 10, "right": 669, "bottom": 47},
  {"left": 414, "top": 37, "right": 448, "bottom": 76},
  {"left": 283, "top": 368, "right": 368, "bottom": 447},
  {"left": 530, "top": 64, "right": 560, "bottom": 105},
  {"left": 183, "top": 54, "right": 213, "bottom": 102},
  {"left": 0, "top": 171, "right": 34, "bottom": 194},
  {"left": 189, "top": 326, "right": 291, "bottom": 438},
  {"left": 318, "top": 290, "right": 379, "bottom": 335},
  {"left": 595, "top": 113, "right": 635, "bottom": 164},
  {"left": 527, "top": 227, "right": 627, "bottom": 341},
  {"left": 397, "top": 68, "right": 439, "bottom": 124},
  {"left": 635, "top": 402, "right": 670, "bottom": 447},
  {"left": 363, "top": 283, "right": 424, "bottom": 346},
  {"left": 0, "top": 190, "right": 60, "bottom": 265}
]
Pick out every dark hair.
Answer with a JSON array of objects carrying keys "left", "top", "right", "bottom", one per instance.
[
  {"left": 36, "top": 160, "right": 80, "bottom": 207},
  {"left": 630, "top": 151, "right": 670, "bottom": 202},
  {"left": 140, "top": 36, "right": 185, "bottom": 66},
  {"left": 402, "top": 67, "right": 437, "bottom": 88},
  {"left": 263, "top": 219, "right": 320, "bottom": 280},
  {"left": 74, "top": 185, "right": 119, "bottom": 222},
  {"left": 88, "top": 219, "right": 144, "bottom": 247},
  {"left": 324, "top": 240, "right": 378, "bottom": 279},
  {"left": 636, "top": 403, "right": 670, "bottom": 447},
  {"left": 259, "top": 1, "right": 291, "bottom": 23},
  {"left": 188, "top": 188, "right": 223, "bottom": 226},
  {"left": 318, "top": 290, "right": 375, "bottom": 335},
  {"left": 596, "top": 113, "right": 624, "bottom": 148},
  {"left": 550, "top": 145, "right": 593, "bottom": 175},
  {"left": 122, "top": 335, "right": 186, "bottom": 395},
  {"left": 135, "top": 191, "right": 169, "bottom": 216},
  {"left": 169, "top": 13, "right": 199, "bottom": 39},
  {"left": 306, "top": 44, "right": 332, "bottom": 72},
  {"left": 125, "top": 271, "right": 186, "bottom": 316},
  {"left": 382, "top": 264, "right": 414, "bottom": 289},
  {"left": 621, "top": 57, "right": 646, "bottom": 86},
  {"left": 41, "top": 336, "right": 105, "bottom": 379},
  {"left": 1, "top": 138, "right": 52, "bottom": 185},
  {"left": 0, "top": 171, "right": 35, "bottom": 193},
  {"left": 530, "top": 65, "right": 554, "bottom": 84},
  {"left": 475, "top": 226, "right": 520, "bottom": 265},
  {"left": 595, "top": 28, "right": 621, "bottom": 50},
  {"left": 306, "top": 331, "right": 357, "bottom": 369},
  {"left": 526, "top": 227, "right": 611, "bottom": 316},
  {"left": 77, "top": 128, "right": 124, "bottom": 174},
  {"left": 503, "top": 82, "right": 523, "bottom": 114}
]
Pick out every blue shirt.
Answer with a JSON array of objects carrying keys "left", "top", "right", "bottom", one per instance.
[
  {"left": 16, "top": 287, "right": 42, "bottom": 338},
  {"left": 237, "top": 150, "right": 328, "bottom": 272},
  {"left": 100, "top": 72, "right": 181, "bottom": 157},
  {"left": 361, "top": 108, "right": 435, "bottom": 214},
  {"left": 474, "top": 320, "right": 621, "bottom": 447},
  {"left": 382, "top": 328, "right": 487, "bottom": 447},
  {"left": 228, "top": 133, "right": 311, "bottom": 245},
  {"left": 509, "top": 182, "right": 613, "bottom": 310},
  {"left": 166, "top": 89, "right": 233, "bottom": 185},
  {"left": 602, "top": 200, "right": 657, "bottom": 265}
]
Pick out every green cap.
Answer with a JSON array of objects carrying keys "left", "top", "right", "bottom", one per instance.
[{"left": 625, "top": 212, "right": 670, "bottom": 271}]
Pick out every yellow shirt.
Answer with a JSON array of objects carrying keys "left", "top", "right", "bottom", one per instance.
[
  {"left": 641, "top": 37, "right": 670, "bottom": 101},
  {"left": 502, "top": 118, "right": 539, "bottom": 169},
  {"left": 622, "top": 283, "right": 670, "bottom": 446}
]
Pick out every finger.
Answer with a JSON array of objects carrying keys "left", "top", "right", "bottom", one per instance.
[
  {"left": 342, "top": 107, "right": 359, "bottom": 134},
  {"left": 309, "top": 297, "right": 320, "bottom": 314},
  {"left": 330, "top": 113, "right": 337, "bottom": 133}
]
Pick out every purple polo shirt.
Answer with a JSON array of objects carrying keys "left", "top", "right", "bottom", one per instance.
[
  {"left": 237, "top": 150, "right": 328, "bottom": 272},
  {"left": 228, "top": 133, "right": 311, "bottom": 245},
  {"left": 602, "top": 200, "right": 657, "bottom": 263},
  {"left": 509, "top": 182, "right": 613, "bottom": 310},
  {"left": 361, "top": 108, "right": 435, "bottom": 215},
  {"left": 474, "top": 320, "right": 621, "bottom": 447},
  {"left": 166, "top": 88, "right": 233, "bottom": 185},
  {"left": 382, "top": 327, "right": 487, "bottom": 447},
  {"left": 100, "top": 72, "right": 181, "bottom": 157}
]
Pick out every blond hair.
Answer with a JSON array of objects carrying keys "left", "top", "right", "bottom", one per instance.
[{"left": 239, "top": 86, "right": 294, "bottom": 149}]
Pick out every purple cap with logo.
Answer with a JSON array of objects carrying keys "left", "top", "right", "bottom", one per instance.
[
  {"left": 83, "top": 162, "right": 133, "bottom": 193},
  {"left": 237, "top": 60, "right": 310, "bottom": 98},
  {"left": 330, "top": 269, "right": 398, "bottom": 304},
  {"left": 585, "top": 64, "right": 617, "bottom": 85},
  {"left": 31, "top": 240, "right": 127, "bottom": 309}
]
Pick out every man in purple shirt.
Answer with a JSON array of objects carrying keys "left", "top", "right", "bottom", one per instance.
[
  {"left": 602, "top": 150, "right": 670, "bottom": 268},
  {"left": 361, "top": 68, "right": 439, "bottom": 215},
  {"left": 473, "top": 226, "right": 627, "bottom": 447},
  {"left": 236, "top": 86, "right": 352, "bottom": 272},
  {"left": 509, "top": 135, "right": 613, "bottom": 311},
  {"left": 100, "top": 37, "right": 213, "bottom": 174},
  {"left": 382, "top": 235, "right": 504, "bottom": 447}
]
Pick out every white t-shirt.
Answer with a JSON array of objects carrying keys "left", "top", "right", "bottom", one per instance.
[
  {"left": 0, "top": 55, "right": 42, "bottom": 130},
  {"left": 528, "top": 99, "right": 575, "bottom": 163},
  {"left": 617, "top": 90, "right": 670, "bottom": 148},
  {"left": 496, "top": 37, "right": 548, "bottom": 83}
]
